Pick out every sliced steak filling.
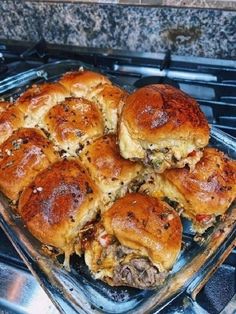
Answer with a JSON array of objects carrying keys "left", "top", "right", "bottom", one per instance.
[{"left": 113, "top": 257, "right": 167, "bottom": 289}]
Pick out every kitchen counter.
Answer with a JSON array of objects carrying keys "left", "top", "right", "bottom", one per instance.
[
  {"left": 22, "top": 0, "right": 236, "bottom": 11},
  {"left": 0, "top": 1, "right": 235, "bottom": 64}
]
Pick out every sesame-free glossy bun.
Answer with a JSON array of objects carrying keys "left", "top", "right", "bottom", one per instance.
[
  {"left": 0, "top": 101, "right": 24, "bottom": 145},
  {"left": 164, "top": 148, "right": 236, "bottom": 219},
  {"left": 59, "top": 70, "right": 111, "bottom": 98},
  {"left": 91, "top": 84, "right": 128, "bottom": 133},
  {"left": 103, "top": 193, "right": 182, "bottom": 271},
  {"left": 16, "top": 83, "right": 69, "bottom": 127},
  {"left": 0, "top": 101, "right": 10, "bottom": 113},
  {"left": 43, "top": 97, "right": 104, "bottom": 156},
  {"left": 119, "top": 84, "right": 210, "bottom": 172},
  {"left": 79, "top": 135, "right": 143, "bottom": 208},
  {"left": 141, "top": 148, "right": 236, "bottom": 233},
  {"left": 0, "top": 128, "right": 58, "bottom": 201},
  {"left": 18, "top": 159, "right": 102, "bottom": 257}
]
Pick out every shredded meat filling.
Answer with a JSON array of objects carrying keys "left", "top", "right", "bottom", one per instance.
[
  {"left": 113, "top": 258, "right": 167, "bottom": 289},
  {"left": 84, "top": 226, "right": 167, "bottom": 289}
]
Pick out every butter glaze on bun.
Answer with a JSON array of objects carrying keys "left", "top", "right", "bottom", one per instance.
[
  {"left": 79, "top": 135, "right": 143, "bottom": 208},
  {"left": 43, "top": 97, "right": 104, "bottom": 156},
  {"left": 18, "top": 159, "right": 102, "bottom": 266},
  {"left": 140, "top": 148, "right": 236, "bottom": 233},
  {"left": 16, "top": 82, "right": 69, "bottom": 127},
  {"left": 0, "top": 128, "right": 58, "bottom": 201},
  {"left": 0, "top": 101, "right": 24, "bottom": 145},
  {"left": 119, "top": 84, "right": 210, "bottom": 172},
  {"left": 91, "top": 84, "right": 128, "bottom": 133},
  {"left": 59, "top": 70, "right": 111, "bottom": 98},
  {"left": 84, "top": 193, "right": 182, "bottom": 289}
]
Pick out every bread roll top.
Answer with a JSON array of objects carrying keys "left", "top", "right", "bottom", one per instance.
[
  {"left": 103, "top": 193, "right": 182, "bottom": 271},
  {"left": 19, "top": 159, "right": 102, "bottom": 255}
]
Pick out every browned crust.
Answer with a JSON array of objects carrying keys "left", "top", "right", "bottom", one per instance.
[
  {"left": 95, "top": 84, "right": 128, "bottom": 111},
  {"left": 44, "top": 97, "right": 104, "bottom": 146},
  {"left": 164, "top": 147, "right": 236, "bottom": 217},
  {"left": 103, "top": 193, "right": 182, "bottom": 270},
  {"left": 0, "top": 101, "right": 24, "bottom": 145},
  {"left": 121, "top": 84, "right": 210, "bottom": 145},
  {"left": 59, "top": 70, "right": 111, "bottom": 96},
  {"left": 0, "top": 128, "right": 58, "bottom": 201},
  {"left": 92, "top": 84, "right": 129, "bottom": 133},
  {"left": 0, "top": 101, "right": 12, "bottom": 113},
  {"left": 16, "top": 82, "right": 68, "bottom": 114},
  {"left": 18, "top": 159, "right": 101, "bottom": 251},
  {"left": 80, "top": 135, "right": 142, "bottom": 183}
]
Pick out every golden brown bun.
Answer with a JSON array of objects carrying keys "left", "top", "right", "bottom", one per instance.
[
  {"left": 0, "top": 128, "right": 58, "bottom": 201},
  {"left": 121, "top": 84, "right": 209, "bottom": 143},
  {"left": 0, "top": 101, "right": 10, "bottom": 113},
  {"left": 103, "top": 193, "right": 182, "bottom": 271},
  {"left": 0, "top": 101, "right": 24, "bottom": 145},
  {"left": 79, "top": 135, "right": 143, "bottom": 208},
  {"left": 141, "top": 148, "right": 236, "bottom": 233},
  {"left": 91, "top": 84, "right": 128, "bottom": 133},
  {"left": 119, "top": 84, "right": 210, "bottom": 172},
  {"left": 163, "top": 147, "right": 236, "bottom": 217},
  {"left": 16, "top": 83, "right": 69, "bottom": 127},
  {"left": 84, "top": 193, "right": 182, "bottom": 288},
  {"left": 43, "top": 97, "right": 104, "bottom": 156},
  {"left": 59, "top": 70, "right": 111, "bottom": 98},
  {"left": 18, "top": 159, "right": 102, "bottom": 257}
]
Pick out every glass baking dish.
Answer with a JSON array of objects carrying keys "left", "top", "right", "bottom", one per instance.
[{"left": 0, "top": 60, "right": 235, "bottom": 314}]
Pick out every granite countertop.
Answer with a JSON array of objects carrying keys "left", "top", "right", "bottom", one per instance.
[
  {"left": 0, "top": 1, "right": 235, "bottom": 59},
  {"left": 28, "top": 0, "right": 236, "bottom": 10}
]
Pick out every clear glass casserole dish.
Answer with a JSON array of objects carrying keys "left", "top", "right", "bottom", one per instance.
[{"left": 0, "top": 60, "right": 235, "bottom": 314}]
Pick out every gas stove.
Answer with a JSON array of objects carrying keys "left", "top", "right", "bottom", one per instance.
[{"left": 0, "top": 39, "right": 235, "bottom": 314}]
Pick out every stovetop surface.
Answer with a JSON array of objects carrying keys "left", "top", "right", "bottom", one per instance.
[{"left": 0, "top": 39, "right": 235, "bottom": 314}]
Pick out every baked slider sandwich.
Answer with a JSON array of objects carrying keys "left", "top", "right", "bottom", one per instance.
[
  {"left": 79, "top": 135, "right": 143, "bottom": 209},
  {"left": 60, "top": 69, "right": 126, "bottom": 133},
  {"left": 43, "top": 97, "right": 104, "bottom": 156},
  {"left": 83, "top": 193, "right": 182, "bottom": 289},
  {"left": 16, "top": 82, "right": 69, "bottom": 127},
  {"left": 0, "top": 101, "right": 24, "bottom": 145},
  {"left": 18, "top": 159, "right": 102, "bottom": 268},
  {"left": 90, "top": 84, "right": 128, "bottom": 133},
  {"left": 0, "top": 128, "right": 58, "bottom": 202},
  {"left": 140, "top": 148, "right": 236, "bottom": 234},
  {"left": 59, "top": 69, "right": 111, "bottom": 98},
  {"left": 119, "top": 84, "right": 210, "bottom": 172}
]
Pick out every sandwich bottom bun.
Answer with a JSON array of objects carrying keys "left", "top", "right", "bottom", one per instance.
[
  {"left": 83, "top": 193, "right": 182, "bottom": 289},
  {"left": 118, "top": 84, "right": 210, "bottom": 172}
]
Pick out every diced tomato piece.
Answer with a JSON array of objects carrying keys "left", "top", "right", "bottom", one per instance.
[
  {"left": 188, "top": 150, "right": 197, "bottom": 157},
  {"left": 99, "top": 234, "right": 112, "bottom": 247},
  {"left": 195, "top": 214, "right": 212, "bottom": 223}
]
